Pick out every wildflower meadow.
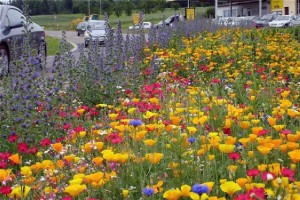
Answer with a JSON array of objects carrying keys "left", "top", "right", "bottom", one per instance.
[{"left": 0, "top": 8, "right": 300, "bottom": 200}]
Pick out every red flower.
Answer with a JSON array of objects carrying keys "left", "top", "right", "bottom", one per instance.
[
  {"left": 211, "top": 78, "right": 221, "bottom": 84},
  {"left": 0, "top": 186, "right": 12, "bottom": 195},
  {"left": 27, "top": 147, "right": 38, "bottom": 155},
  {"left": 62, "top": 197, "right": 72, "bottom": 200},
  {"left": 281, "top": 168, "right": 295, "bottom": 181},
  {"left": 246, "top": 187, "right": 265, "bottom": 199},
  {"left": 0, "top": 152, "right": 11, "bottom": 160},
  {"left": 281, "top": 129, "right": 292, "bottom": 135},
  {"left": 107, "top": 133, "right": 122, "bottom": 144},
  {"left": 223, "top": 128, "right": 232, "bottom": 136},
  {"left": 63, "top": 124, "right": 71, "bottom": 130},
  {"left": 41, "top": 138, "right": 51, "bottom": 147},
  {"left": 8, "top": 134, "right": 17, "bottom": 143},
  {"left": 73, "top": 126, "right": 85, "bottom": 133},
  {"left": 229, "top": 152, "right": 240, "bottom": 161},
  {"left": 257, "top": 129, "right": 269, "bottom": 137},
  {"left": 17, "top": 142, "right": 28, "bottom": 153},
  {"left": 247, "top": 168, "right": 260, "bottom": 177},
  {"left": 261, "top": 172, "right": 275, "bottom": 182},
  {"left": 0, "top": 161, "right": 7, "bottom": 169}
]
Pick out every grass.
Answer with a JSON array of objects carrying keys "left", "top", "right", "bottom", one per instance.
[
  {"left": 32, "top": 7, "right": 209, "bottom": 31},
  {"left": 46, "top": 35, "right": 74, "bottom": 56}
]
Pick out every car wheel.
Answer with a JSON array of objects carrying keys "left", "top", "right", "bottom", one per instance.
[
  {"left": 77, "top": 31, "right": 80, "bottom": 36},
  {"left": 0, "top": 45, "right": 9, "bottom": 77}
]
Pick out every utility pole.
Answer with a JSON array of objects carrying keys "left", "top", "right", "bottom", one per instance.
[
  {"left": 100, "top": 0, "right": 102, "bottom": 15},
  {"left": 88, "top": 0, "right": 90, "bottom": 16},
  {"left": 215, "top": 0, "right": 218, "bottom": 19},
  {"left": 259, "top": 0, "right": 262, "bottom": 18},
  {"left": 188, "top": 0, "right": 190, "bottom": 8}
]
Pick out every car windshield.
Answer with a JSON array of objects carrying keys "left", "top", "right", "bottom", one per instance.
[
  {"left": 89, "top": 22, "right": 106, "bottom": 30},
  {"left": 261, "top": 14, "right": 274, "bottom": 20},
  {"left": 275, "top": 15, "right": 290, "bottom": 20}
]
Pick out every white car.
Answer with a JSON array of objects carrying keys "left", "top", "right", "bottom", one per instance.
[
  {"left": 268, "top": 15, "right": 295, "bottom": 28},
  {"left": 291, "top": 15, "right": 300, "bottom": 26},
  {"left": 129, "top": 22, "right": 152, "bottom": 30}
]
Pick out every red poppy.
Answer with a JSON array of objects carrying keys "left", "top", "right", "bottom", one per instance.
[
  {"left": 17, "top": 142, "right": 28, "bottom": 153},
  {"left": 8, "top": 134, "right": 17, "bottom": 143},
  {"left": 211, "top": 78, "right": 221, "bottom": 84},
  {"left": 40, "top": 138, "right": 51, "bottom": 147},
  {"left": 229, "top": 152, "right": 240, "bottom": 161},
  {"left": 247, "top": 168, "right": 260, "bottom": 177},
  {"left": 73, "top": 126, "right": 85, "bottom": 133},
  {"left": 0, "top": 186, "right": 12, "bottom": 195}
]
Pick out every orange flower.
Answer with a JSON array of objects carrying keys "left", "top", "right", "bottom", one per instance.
[
  {"left": 267, "top": 117, "right": 276, "bottom": 126},
  {"left": 257, "top": 143, "right": 274, "bottom": 155},
  {"left": 286, "top": 142, "right": 299, "bottom": 150},
  {"left": 143, "top": 139, "right": 156, "bottom": 147},
  {"left": 240, "top": 121, "right": 251, "bottom": 129},
  {"left": 252, "top": 127, "right": 263, "bottom": 135},
  {"left": 52, "top": 142, "right": 63, "bottom": 152},
  {"left": 95, "top": 142, "right": 104, "bottom": 151},
  {"left": 92, "top": 157, "right": 104, "bottom": 166},
  {"left": 145, "top": 153, "right": 164, "bottom": 164},
  {"left": 170, "top": 116, "right": 181, "bottom": 125},
  {"left": 8, "top": 153, "right": 21, "bottom": 165},
  {"left": 288, "top": 150, "right": 300, "bottom": 163}
]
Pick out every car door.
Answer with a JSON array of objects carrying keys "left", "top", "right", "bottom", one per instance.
[{"left": 2, "top": 8, "right": 25, "bottom": 60}]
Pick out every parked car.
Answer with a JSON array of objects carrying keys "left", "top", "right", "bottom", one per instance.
[
  {"left": 291, "top": 15, "right": 300, "bottom": 26},
  {"left": 154, "top": 15, "right": 184, "bottom": 28},
  {"left": 84, "top": 20, "right": 109, "bottom": 47},
  {"left": 254, "top": 13, "right": 278, "bottom": 28},
  {"left": 0, "top": 5, "right": 46, "bottom": 76},
  {"left": 76, "top": 21, "right": 87, "bottom": 36},
  {"left": 268, "top": 15, "right": 295, "bottom": 28},
  {"left": 217, "top": 17, "right": 233, "bottom": 26},
  {"left": 128, "top": 22, "right": 152, "bottom": 30}
]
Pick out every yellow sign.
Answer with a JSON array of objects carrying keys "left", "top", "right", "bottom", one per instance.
[
  {"left": 271, "top": 0, "right": 283, "bottom": 10},
  {"left": 133, "top": 14, "right": 140, "bottom": 25},
  {"left": 185, "top": 8, "right": 195, "bottom": 20}
]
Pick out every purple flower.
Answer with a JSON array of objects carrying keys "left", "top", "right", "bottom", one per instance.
[
  {"left": 143, "top": 187, "right": 154, "bottom": 197},
  {"left": 188, "top": 137, "right": 196, "bottom": 144},
  {"left": 129, "top": 119, "right": 143, "bottom": 126},
  {"left": 192, "top": 184, "right": 209, "bottom": 195}
]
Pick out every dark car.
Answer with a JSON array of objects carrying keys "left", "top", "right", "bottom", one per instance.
[
  {"left": 76, "top": 21, "right": 87, "bottom": 36},
  {"left": 254, "top": 13, "right": 278, "bottom": 28},
  {"left": 84, "top": 20, "right": 109, "bottom": 47},
  {"left": 0, "top": 5, "right": 46, "bottom": 76},
  {"left": 154, "top": 15, "right": 184, "bottom": 28}
]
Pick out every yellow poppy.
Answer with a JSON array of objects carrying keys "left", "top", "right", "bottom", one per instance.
[{"left": 64, "top": 184, "right": 86, "bottom": 197}]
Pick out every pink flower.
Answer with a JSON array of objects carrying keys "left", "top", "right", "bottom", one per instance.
[
  {"left": 41, "top": 138, "right": 51, "bottom": 147},
  {"left": 281, "top": 168, "right": 295, "bottom": 181},
  {"left": 247, "top": 187, "right": 265, "bottom": 199},
  {"left": 281, "top": 129, "right": 292, "bottom": 135},
  {"left": 108, "top": 133, "right": 122, "bottom": 144},
  {"left": 211, "top": 78, "right": 221, "bottom": 84},
  {"left": 261, "top": 172, "right": 275, "bottom": 182},
  {"left": 247, "top": 169, "right": 260, "bottom": 177},
  {"left": 229, "top": 152, "right": 240, "bottom": 161},
  {"left": 257, "top": 129, "right": 269, "bottom": 136},
  {"left": 17, "top": 142, "right": 28, "bottom": 153},
  {"left": 8, "top": 134, "right": 18, "bottom": 142}
]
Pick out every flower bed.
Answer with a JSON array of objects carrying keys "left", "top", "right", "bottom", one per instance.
[{"left": 1, "top": 26, "right": 300, "bottom": 199}]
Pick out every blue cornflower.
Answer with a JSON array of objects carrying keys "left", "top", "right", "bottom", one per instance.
[
  {"left": 129, "top": 119, "right": 143, "bottom": 126},
  {"left": 142, "top": 187, "right": 154, "bottom": 197},
  {"left": 192, "top": 184, "right": 209, "bottom": 195},
  {"left": 188, "top": 137, "right": 196, "bottom": 144}
]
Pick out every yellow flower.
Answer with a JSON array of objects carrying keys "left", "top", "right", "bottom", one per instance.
[
  {"left": 267, "top": 117, "right": 276, "bottom": 126},
  {"left": 220, "top": 181, "right": 241, "bottom": 196},
  {"left": 187, "top": 126, "right": 197, "bottom": 134},
  {"left": 9, "top": 186, "right": 31, "bottom": 198},
  {"left": 180, "top": 184, "right": 191, "bottom": 197},
  {"left": 122, "top": 189, "right": 129, "bottom": 198},
  {"left": 145, "top": 153, "right": 164, "bottom": 164},
  {"left": 218, "top": 144, "right": 235, "bottom": 153},
  {"left": 92, "top": 157, "right": 104, "bottom": 166},
  {"left": 272, "top": 124, "right": 285, "bottom": 132},
  {"left": 163, "top": 188, "right": 182, "bottom": 200},
  {"left": 143, "top": 111, "right": 157, "bottom": 119},
  {"left": 143, "top": 139, "right": 156, "bottom": 147},
  {"left": 240, "top": 121, "right": 251, "bottom": 129},
  {"left": 64, "top": 184, "right": 86, "bottom": 197},
  {"left": 21, "top": 166, "right": 32, "bottom": 178},
  {"left": 288, "top": 149, "right": 300, "bottom": 163}
]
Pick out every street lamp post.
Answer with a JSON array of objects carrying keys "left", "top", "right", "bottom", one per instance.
[
  {"left": 99, "top": 0, "right": 102, "bottom": 15},
  {"left": 188, "top": 0, "right": 190, "bottom": 8}
]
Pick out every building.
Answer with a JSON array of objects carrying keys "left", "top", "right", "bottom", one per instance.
[{"left": 166, "top": 0, "right": 300, "bottom": 17}]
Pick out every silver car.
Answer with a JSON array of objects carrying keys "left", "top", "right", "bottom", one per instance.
[
  {"left": 84, "top": 20, "right": 108, "bottom": 47},
  {"left": 0, "top": 5, "right": 46, "bottom": 76},
  {"left": 291, "top": 15, "right": 300, "bottom": 26}
]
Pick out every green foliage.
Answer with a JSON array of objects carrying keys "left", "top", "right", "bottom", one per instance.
[{"left": 205, "top": 7, "right": 215, "bottom": 18}]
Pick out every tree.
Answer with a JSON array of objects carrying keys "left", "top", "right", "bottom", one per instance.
[
  {"left": 124, "top": 1, "right": 133, "bottom": 16},
  {"left": 170, "top": 2, "right": 180, "bottom": 11},
  {"left": 64, "top": 0, "right": 73, "bottom": 13}
]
